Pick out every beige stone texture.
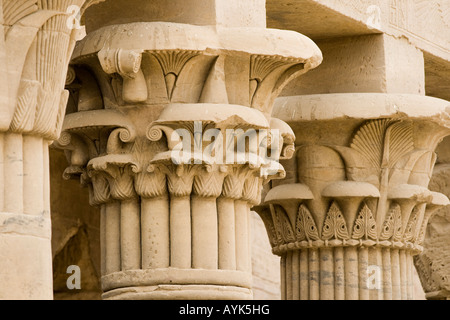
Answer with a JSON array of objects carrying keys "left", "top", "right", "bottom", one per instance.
[
  {"left": 51, "top": 0, "right": 321, "bottom": 300},
  {"left": 0, "top": 0, "right": 104, "bottom": 300},
  {"left": 50, "top": 148, "right": 102, "bottom": 300},
  {"left": 267, "top": 0, "right": 450, "bottom": 106},
  {"left": 0, "top": 0, "right": 449, "bottom": 301},
  {"left": 255, "top": 93, "right": 450, "bottom": 300},
  {"left": 267, "top": 0, "right": 449, "bottom": 61},
  {"left": 282, "top": 34, "right": 425, "bottom": 96},
  {"left": 85, "top": 0, "right": 266, "bottom": 33},
  {"left": 414, "top": 163, "right": 450, "bottom": 300},
  {"left": 251, "top": 211, "right": 281, "bottom": 300}
]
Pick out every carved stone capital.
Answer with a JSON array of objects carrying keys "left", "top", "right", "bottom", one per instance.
[
  {"left": 70, "top": 22, "right": 321, "bottom": 112},
  {"left": 256, "top": 93, "right": 450, "bottom": 300},
  {"left": 0, "top": 0, "right": 103, "bottom": 139},
  {"left": 53, "top": 18, "right": 322, "bottom": 300}
]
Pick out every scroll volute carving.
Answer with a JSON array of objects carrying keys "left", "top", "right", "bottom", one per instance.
[
  {"left": 53, "top": 131, "right": 90, "bottom": 180},
  {"left": 99, "top": 48, "right": 148, "bottom": 104},
  {"left": 270, "top": 118, "right": 295, "bottom": 160},
  {"left": 53, "top": 109, "right": 137, "bottom": 183}
]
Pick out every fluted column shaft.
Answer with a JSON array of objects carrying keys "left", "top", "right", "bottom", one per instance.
[{"left": 0, "top": 0, "right": 102, "bottom": 299}]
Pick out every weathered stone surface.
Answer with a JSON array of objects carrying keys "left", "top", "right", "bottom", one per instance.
[
  {"left": 50, "top": 148, "right": 101, "bottom": 300},
  {"left": 255, "top": 93, "right": 450, "bottom": 300},
  {"left": 415, "top": 164, "right": 450, "bottom": 300},
  {"left": 267, "top": 0, "right": 449, "bottom": 61},
  {"left": 282, "top": 34, "right": 425, "bottom": 97},
  {"left": 53, "top": 0, "right": 321, "bottom": 300},
  {"left": 0, "top": 0, "right": 449, "bottom": 301},
  {"left": 0, "top": 0, "right": 103, "bottom": 300},
  {"left": 85, "top": 0, "right": 266, "bottom": 33},
  {"left": 267, "top": 0, "right": 450, "bottom": 102},
  {"left": 251, "top": 211, "right": 282, "bottom": 300}
]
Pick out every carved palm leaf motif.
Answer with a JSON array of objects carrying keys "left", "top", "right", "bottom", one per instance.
[
  {"left": 350, "top": 119, "right": 414, "bottom": 235},
  {"left": 9, "top": 80, "right": 40, "bottom": 132},
  {"left": 404, "top": 205, "right": 420, "bottom": 242},
  {"left": 417, "top": 210, "right": 434, "bottom": 245},
  {"left": 351, "top": 119, "right": 388, "bottom": 171},
  {"left": 273, "top": 205, "right": 295, "bottom": 243},
  {"left": 271, "top": 205, "right": 294, "bottom": 244},
  {"left": 3, "top": 0, "right": 38, "bottom": 26},
  {"left": 134, "top": 164, "right": 167, "bottom": 199},
  {"left": 380, "top": 203, "right": 403, "bottom": 241},
  {"left": 250, "top": 56, "right": 289, "bottom": 85},
  {"left": 243, "top": 176, "right": 261, "bottom": 203},
  {"left": 352, "top": 203, "right": 377, "bottom": 240},
  {"left": 193, "top": 170, "right": 224, "bottom": 198},
  {"left": 89, "top": 172, "right": 110, "bottom": 205},
  {"left": 30, "top": 1, "right": 86, "bottom": 136},
  {"left": 152, "top": 50, "right": 200, "bottom": 99},
  {"left": 4, "top": 1, "right": 75, "bottom": 138},
  {"left": 166, "top": 171, "right": 195, "bottom": 197},
  {"left": 296, "top": 204, "right": 320, "bottom": 242},
  {"left": 131, "top": 137, "right": 152, "bottom": 163},
  {"left": 53, "top": 89, "right": 70, "bottom": 139},
  {"left": 350, "top": 119, "right": 414, "bottom": 173},
  {"left": 100, "top": 165, "right": 135, "bottom": 200},
  {"left": 222, "top": 167, "right": 247, "bottom": 199},
  {"left": 258, "top": 208, "right": 278, "bottom": 247},
  {"left": 385, "top": 121, "right": 414, "bottom": 168},
  {"left": 249, "top": 55, "right": 297, "bottom": 108},
  {"left": 322, "top": 201, "right": 350, "bottom": 240},
  {"left": 270, "top": 205, "right": 284, "bottom": 245}
]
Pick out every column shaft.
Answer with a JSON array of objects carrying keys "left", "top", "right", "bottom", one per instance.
[
  {"left": 217, "top": 197, "right": 236, "bottom": 270},
  {"left": 120, "top": 199, "right": 141, "bottom": 270},
  {"left": 170, "top": 196, "right": 192, "bottom": 269},
  {"left": 105, "top": 201, "right": 121, "bottom": 274},
  {"left": 192, "top": 196, "right": 219, "bottom": 270},
  {"left": 141, "top": 196, "right": 170, "bottom": 269},
  {"left": 235, "top": 200, "right": 250, "bottom": 272},
  {"left": 23, "top": 135, "right": 44, "bottom": 215},
  {"left": 0, "top": 133, "right": 53, "bottom": 299},
  {"left": 4, "top": 133, "right": 23, "bottom": 214},
  {"left": 280, "top": 247, "right": 418, "bottom": 300}
]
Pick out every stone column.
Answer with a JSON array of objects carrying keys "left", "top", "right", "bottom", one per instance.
[
  {"left": 0, "top": 0, "right": 102, "bottom": 299},
  {"left": 414, "top": 138, "right": 450, "bottom": 300},
  {"left": 54, "top": 0, "right": 322, "bottom": 300},
  {"left": 256, "top": 93, "right": 450, "bottom": 300}
]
